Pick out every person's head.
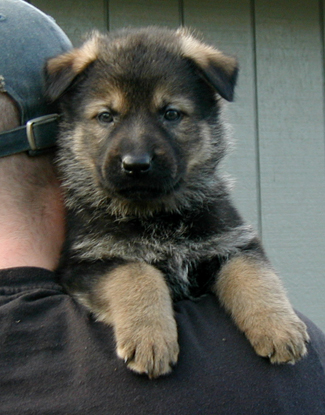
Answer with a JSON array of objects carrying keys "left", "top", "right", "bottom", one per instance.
[{"left": 0, "top": 0, "right": 72, "bottom": 269}]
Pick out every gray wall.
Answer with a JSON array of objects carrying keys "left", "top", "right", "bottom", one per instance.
[{"left": 32, "top": 0, "right": 325, "bottom": 331}]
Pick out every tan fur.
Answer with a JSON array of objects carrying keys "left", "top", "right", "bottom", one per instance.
[
  {"left": 152, "top": 87, "right": 195, "bottom": 116},
  {"left": 214, "top": 256, "right": 309, "bottom": 363},
  {"left": 177, "top": 29, "right": 237, "bottom": 78},
  {"left": 186, "top": 121, "right": 214, "bottom": 173},
  {"left": 70, "top": 124, "right": 99, "bottom": 170},
  {"left": 47, "top": 35, "right": 99, "bottom": 76},
  {"left": 89, "top": 262, "right": 179, "bottom": 377},
  {"left": 83, "top": 92, "right": 128, "bottom": 119}
]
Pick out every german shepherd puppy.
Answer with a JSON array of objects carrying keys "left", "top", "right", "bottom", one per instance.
[{"left": 45, "top": 27, "right": 309, "bottom": 378}]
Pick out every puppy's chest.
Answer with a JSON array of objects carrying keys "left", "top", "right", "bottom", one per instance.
[
  {"left": 70, "top": 212, "right": 235, "bottom": 299},
  {"left": 74, "top": 216, "right": 199, "bottom": 262},
  {"left": 72, "top": 213, "right": 219, "bottom": 274}
]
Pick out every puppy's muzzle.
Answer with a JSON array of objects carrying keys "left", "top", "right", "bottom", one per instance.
[{"left": 98, "top": 136, "right": 183, "bottom": 201}]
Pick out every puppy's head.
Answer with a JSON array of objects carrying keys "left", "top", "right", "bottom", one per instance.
[{"left": 45, "top": 27, "right": 238, "bottom": 215}]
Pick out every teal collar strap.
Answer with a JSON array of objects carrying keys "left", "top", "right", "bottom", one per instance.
[{"left": 0, "top": 114, "right": 60, "bottom": 157}]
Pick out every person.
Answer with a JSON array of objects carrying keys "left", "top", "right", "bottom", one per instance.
[{"left": 0, "top": 1, "right": 324, "bottom": 414}]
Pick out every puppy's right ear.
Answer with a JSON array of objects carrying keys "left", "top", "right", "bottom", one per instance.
[
  {"left": 177, "top": 29, "right": 238, "bottom": 102},
  {"left": 45, "top": 34, "right": 100, "bottom": 101}
]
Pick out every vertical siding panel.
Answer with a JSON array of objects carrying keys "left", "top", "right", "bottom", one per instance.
[
  {"left": 108, "top": 1, "right": 180, "bottom": 30},
  {"left": 31, "top": 0, "right": 107, "bottom": 45},
  {"left": 184, "top": 0, "right": 259, "bottom": 229},
  {"left": 255, "top": 0, "right": 325, "bottom": 329},
  {"left": 322, "top": 0, "right": 325, "bottom": 157}
]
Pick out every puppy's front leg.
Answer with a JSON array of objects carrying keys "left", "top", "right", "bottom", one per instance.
[
  {"left": 214, "top": 255, "right": 309, "bottom": 363},
  {"left": 91, "top": 262, "right": 179, "bottom": 378}
]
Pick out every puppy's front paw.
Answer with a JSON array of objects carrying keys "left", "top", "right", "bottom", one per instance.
[
  {"left": 116, "top": 318, "right": 179, "bottom": 378},
  {"left": 246, "top": 312, "right": 310, "bottom": 364},
  {"left": 91, "top": 261, "right": 179, "bottom": 377},
  {"left": 215, "top": 255, "right": 310, "bottom": 364}
]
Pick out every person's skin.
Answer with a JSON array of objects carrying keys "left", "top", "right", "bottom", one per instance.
[{"left": 0, "top": 93, "right": 65, "bottom": 271}]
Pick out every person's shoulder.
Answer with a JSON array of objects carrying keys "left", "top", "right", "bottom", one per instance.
[
  {"left": 297, "top": 310, "right": 325, "bottom": 367},
  {"left": 176, "top": 293, "right": 325, "bottom": 366},
  {"left": 171, "top": 294, "right": 325, "bottom": 414},
  {"left": 0, "top": 267, "right": 61, "bottom": 293}
]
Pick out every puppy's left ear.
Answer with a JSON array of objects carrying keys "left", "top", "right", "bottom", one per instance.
[
  {"left": 177, "top": 29, "right": 238, "bottom": 102},
  {"left": 45, "top": 33, "right": 100, "bottom": 101}
]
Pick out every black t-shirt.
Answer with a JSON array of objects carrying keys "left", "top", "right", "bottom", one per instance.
[{"left": 0, "top": 267, "right": 325, "bottom": 415}]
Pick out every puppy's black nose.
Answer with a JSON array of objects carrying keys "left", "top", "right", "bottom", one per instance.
[{"left": 121, "top": 154, "right": 152, "bottom": 175}]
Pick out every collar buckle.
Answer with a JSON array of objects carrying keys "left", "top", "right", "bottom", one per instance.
[{"left": 26, "top": 114, "right": 59, "bottom": 151}]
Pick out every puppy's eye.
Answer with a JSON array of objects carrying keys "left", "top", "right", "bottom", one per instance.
[
  {"left": 164, "top": 109, "right": 182, "bottom": 122},
  {"left": 97, "top": 111, "right": 114, "bottom": 124}
]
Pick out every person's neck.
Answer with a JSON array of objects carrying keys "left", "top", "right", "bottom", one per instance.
[
  {"left": 0, "top": 230, "right": 56, "bottom": 270},
  {"left": 0, "top": 189, "right": 65, "bottom": 272}
]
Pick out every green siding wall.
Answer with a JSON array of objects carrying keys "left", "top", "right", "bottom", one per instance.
[{"left": 32, "top": 0, "right": 325, "bottom": 331}]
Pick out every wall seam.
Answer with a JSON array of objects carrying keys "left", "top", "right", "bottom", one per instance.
[
  {"left": 320, "top": 0, "right": 325, "bottom": 168},
  {"left": 179, "top": 0, "right": 184, "bottom": 26},
  {"left": 250, "top": 0, "right": 263, "bottom": 239},
  {"left": 105, "top": 0, "right": 110, "bottom": 31}
]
